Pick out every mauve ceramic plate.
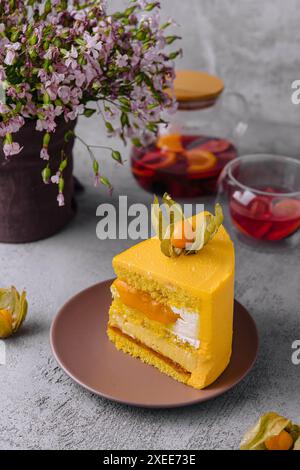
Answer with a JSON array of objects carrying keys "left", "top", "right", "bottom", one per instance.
[{"left": 50, "top": 279, "right": 258, "bottom": 408}]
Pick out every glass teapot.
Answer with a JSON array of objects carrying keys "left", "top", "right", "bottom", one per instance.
[{"left": 131, "top": 70, "right": 249, "bottom": 198}]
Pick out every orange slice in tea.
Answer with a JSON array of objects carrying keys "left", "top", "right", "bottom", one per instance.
[
  {"left": 157, "top": 134, "right": 183, "bottom": 152},
  {"left": 140, "top": 150, "right": 176, "bottom": 170},
  {"left": 185, "top": 149, "right": 217, "bottom": 173},
  {"left": 272, "top": 198, "right": 300, "bottom": 219},
  {"left": 199, "top": 139, "right": 231, "bottom": 153}
]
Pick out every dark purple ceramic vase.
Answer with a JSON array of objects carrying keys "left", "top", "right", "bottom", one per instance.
[{"left": 0, "top": 118, "right": 77, "bottom": 243}]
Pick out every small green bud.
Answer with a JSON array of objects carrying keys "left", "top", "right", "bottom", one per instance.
[
  {"left": 29, "top": 48, "right": 38, "bottom": 60},
  {"left": 59, "top": 159, "right": 68, "bottom": 173},
  {"left": 43, "top": 133, "right": 51, "bottom": 147},
  {"left": 100, "top": 176, "right": 111, "bottom": 187},
  {"left": 11, "top": 31, "right": 19, "bottom": 42},
  {"left": 42, "top": 166, "right": 51, "bottom": 184},
  {"left": 4, "top": 133, "right": 12, "bottom": 145},
  {"left": 121, "top": 112, "right": 129, "bottom": 128},
  {"left": 58, "top": 177, "right": 64, "bottom": 193},
  {"left": 64, "top": 130, "right": 74, "bottom": 143},
  {"left": 168, "top": 50, "right": 182, "bottom": 61},
  {"left": 132, "top": 138, "right": 142, "bottom": 148},
  {"left": 165, "top": 35, "right": 181, "bottom": 45},
  {"left": 112, "top": 150, "right": 122, "bottom": 164},
  {"left": 145, "top": 2, "right": 159, "bottom": 11},
  {"left": 43, "top": 92, "right": 51, "bottom": 105},
  {"left": 44, "top": 0, "right": 51, "bottom": 15},
  {"left": 29, "top": 34, "right": 38, "bottom": 46},
  {"left": 83, "top": 108, "right": 96, "bottom": 118},
  {"left": 105, "top": 122, "right": 114, "bottom": 133},
  {"left": 53, "top": 38, "right": 61, "bottom": 48},
  {"left": 136, "top": 30, "right": 147, "bottom": 41},
  {"left": 93, "top": 159, "right": 99, "bottom": 175}
]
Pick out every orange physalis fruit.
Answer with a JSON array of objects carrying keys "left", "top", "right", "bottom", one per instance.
[
  {"left": 265, "top": 430, "right": 293, "bottom": 451},
  {"left": 171, "top": 219, "right": 195, "bottom": 249}
]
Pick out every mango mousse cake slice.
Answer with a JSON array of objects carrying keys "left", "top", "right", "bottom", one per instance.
[{"left": 107, "top": 195, "right": 235, "bottom": 389}]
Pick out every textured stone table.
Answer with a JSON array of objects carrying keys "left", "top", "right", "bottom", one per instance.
[{"left": 0, "top": 115, "right": 299, "bottom": 450}]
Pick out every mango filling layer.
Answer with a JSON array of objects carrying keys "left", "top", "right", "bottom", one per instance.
[{"left": 113, "top": 279, "right": 180, "bottom": 325}]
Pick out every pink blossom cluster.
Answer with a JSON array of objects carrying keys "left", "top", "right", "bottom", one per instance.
[{"left": 0, "top": 0, "right": 179, "bottom": 202}]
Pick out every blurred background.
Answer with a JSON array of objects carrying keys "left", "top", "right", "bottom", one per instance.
[{"left": 110, "top": 0, "right": 300, "bottom": 125}]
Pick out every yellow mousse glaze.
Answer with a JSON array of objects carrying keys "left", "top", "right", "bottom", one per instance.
[{"left": 108, "top": 214, "right": 235, "bottom": 389}]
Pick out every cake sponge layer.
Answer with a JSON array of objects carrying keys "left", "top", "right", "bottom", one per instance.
[
  {"left": 107, "top": 326, "right": 191, "bottom": 385},
  {"left": 109, "top": 298, "right": 198, "bottom": 372}
]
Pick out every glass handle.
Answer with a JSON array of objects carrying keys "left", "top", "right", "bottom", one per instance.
[
  {"left": 217, "top": 91, "right": 249, "bottom": 143},
  {"left": 216, "top": 160, "right": 236, "bottom": 198}
]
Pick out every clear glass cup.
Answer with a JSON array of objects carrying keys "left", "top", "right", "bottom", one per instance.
[{"left": 217, "top": 154, "right": 300, "bottom": 246}]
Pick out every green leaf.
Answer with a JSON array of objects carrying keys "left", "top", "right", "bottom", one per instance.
[
  {"left": 160, "top": 21, "right": 172, "bottom": 30},
  {"left": 113, "top": 11, "right": 124, "bottom": 19},
  {"left": 111, "top": 150, "right": 122, "bottom": 164},
  {"left": 185, "top": 212, "right": 206, "bottom": 254},
  {"left": 119, "top": 97, "right": 130, "bottom": 106},
  {"left": 29, "top": 34, "right": 38, "bottom": 46},
  {"left": 105, "top": 121, "right": 114, "bottom": 133},
  {"left": 59, "top": 158, "right": 68, "bottom": 173},
  {"left": 64, "top": 130, "right": 74, "bottom": 143},
  {"left": 124, "top": 6, "right": 136, "bottom": 16},
  {"left": 136, "top": 30, "right": 147, "bottom": 41},
  {"left": 43, "top": 132, "right": 51, "bottom": 147},
  {"left": 83, "top": 108, "right": 96, "bottom": 118},
  {"left": 93, "top": 159, "right": 99, "bottom": 174},
  {"left": 162, "top": 192, "right": 183, "bottom": 224},
  {"left": 165, "top": 35, "right": 181, "bottom": 45},
  {"left": 121, "top": 112, "right": 129, "bottom": 127},
  {"left": 41, "top": 166, "right": 51, "bottom": 184},
  {"left": 160, "top": 239, "right": 172, "bottom": 258},
  {"left": 58, "top": 177, "right": 64, "bottom": 193},
  {"left": 43, "top": 92, "right": 51, "bottom": 105},
  {"left": 168, "top": 50, "right": 182, "bottom": 61},
  {"left": 75, "top": 38, "right": 85, "bottom": 46},
  {"left": 145, "top": 2, "right": 159, "bottom": 11},
  {"left": 146, "top": 122, "right": 158, "bottom": 133},
  {"left": 131, "top": 137, "right": 142, "bottom": 148},
  {"left": 100, "top": 176, "right": 111, "bottom": 187},
  {"left": 44, "top": 0, "right": 52, "bottom": 15},
  {"left": 294, "top": 437, "right": 300, "bottom": 450}
]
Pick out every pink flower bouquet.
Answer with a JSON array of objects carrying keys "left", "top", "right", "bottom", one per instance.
[{"left": 0, "top": 0, "right": 179, "bottom": 204}]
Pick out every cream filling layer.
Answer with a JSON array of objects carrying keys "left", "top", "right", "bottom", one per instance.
[{"left": 171, "top": 307, "right": 200, "bottom": 348}]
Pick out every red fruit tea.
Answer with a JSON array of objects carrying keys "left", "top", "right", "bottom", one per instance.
[
  {"left": 131, "top": 134, "right": 237, "bottom": 198},
  {"left": 229, "top": 187, "right": 300, "bottom": 241}
]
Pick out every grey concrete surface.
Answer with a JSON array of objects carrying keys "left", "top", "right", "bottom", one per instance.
[
  {"left": 0, "top": 113, "right": 299, "bottom": 450},
  {"left": 1, "top": 0, "right": 300, "bottom": 450}
]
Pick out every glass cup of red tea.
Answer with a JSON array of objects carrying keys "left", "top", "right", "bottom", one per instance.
[{"left": 217, "top": 154, "right": 300, "bottom": 243}]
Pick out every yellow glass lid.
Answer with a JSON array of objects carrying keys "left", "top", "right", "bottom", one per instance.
[{"left": 173, "top": 70, "right": 224, "bottom": 103}]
